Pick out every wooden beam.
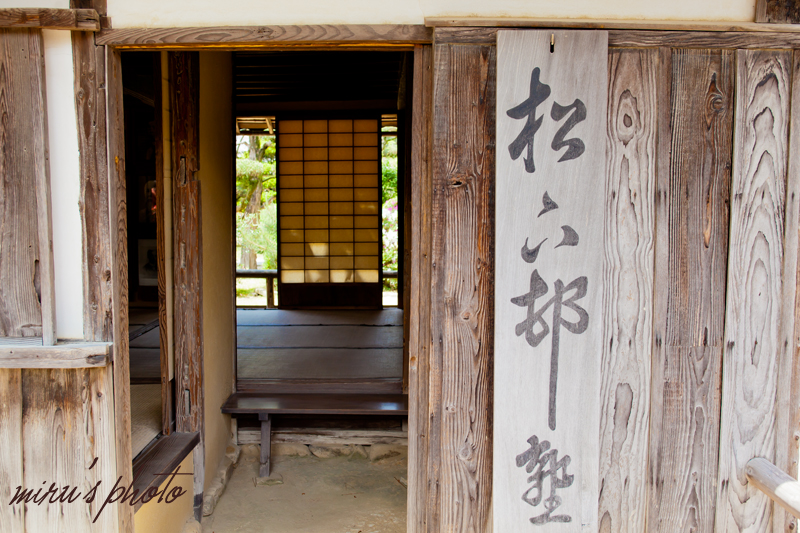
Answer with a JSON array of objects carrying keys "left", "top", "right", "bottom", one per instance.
[
  {"left": 0, "top": 342, "right": 111, "bottom": 368},
  {"left": 434, "top": 26, "right": 800, "bottom": 49},
  {"left": 426, "top": 41, "right": 495, "bottom": 532},
  {"left": 96, "top": 25, "right": 432, "bottom": 48},
  {"left": 238, "top": 427, "right": 408, "bottom": 446},
  {"left": 647, "top": 48, "right": 733, "bottom": 533},
  {"left": 170, "top": 51, "right": 204, "bottom": 521},
  {"left": 426, "top": 17, "right": 800, "bottom": 33},
  {"left": 106, "top": 46, "right": 135, "bottom": 533},
  {"left": 0, "top": 8, "right": 99, "bottom": 31},
  {"left": 406, "top": 43, "right": 433, "bottom": 533},
  {"left": 74, "top": 31, "right": 113, "bottom": 342},
  {"left": 756, "top": 0, "right": 800, "bottom": 24},
  {"left": 746, "top": 457, "right": 800, "bottom": 520}
]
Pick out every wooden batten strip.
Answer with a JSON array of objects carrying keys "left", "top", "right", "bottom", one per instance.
[
  {"left": 774, "top": 49, "right": 800, "bottom": 533},
  {"left": 95, "top": 25, "right": 432, "bottom": 48},
  {"left": 597, "top": 47, "right": 660, "bottom": 533},
  {"left": 0, "top": 8, "right": 99, "bottom": 31},
  {"left": 715, "top": 49, "right": 792, "bottom": 533},
  {"left": 426, "top": 17, "right": 800, "bottom": 33},
  {"left": 0, "top": 342, "right": 111, "bottom": 368},
  {"left": 647, "top": 48, "right": 733, "bottom": 533},
  {"left": 434, "top": 26, "right": 800, "bottom": 49}
]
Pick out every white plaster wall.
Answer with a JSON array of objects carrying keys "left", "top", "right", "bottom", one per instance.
[
  {"left": 43, "top": 30, "right": 83, "bottom": 339},
  {"left": 106, "top": 0, "right": 754, "bottom": 27},
  {"left": 2, "top": 0, "right": 69, "bottom": 7}
]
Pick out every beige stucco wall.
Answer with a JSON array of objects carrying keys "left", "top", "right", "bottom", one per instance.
[
  {"left": 133, "top": 453, "right": 194, "bottom": 533},
  {"left": 106, "top": 0, "right": 755, "bottom": 27},
  {"left": 198, "top": 51, "right": 235, "bottom": 493}
]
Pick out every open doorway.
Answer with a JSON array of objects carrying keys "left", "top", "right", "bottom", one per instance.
[{"left": 232, "top": 51, "right": 411, "bottom": 395}]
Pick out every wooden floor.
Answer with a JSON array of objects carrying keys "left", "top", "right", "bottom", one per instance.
[
  {"left": 129, "top": 307, "right": 404, "bottom": 391},
  {"left": 129, "top": 308, "right": 160, "bottom": 383},
  {"left": 236, "top": 309, "right": 404, "bottom": 390}
]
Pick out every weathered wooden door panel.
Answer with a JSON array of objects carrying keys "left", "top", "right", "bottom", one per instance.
[
  {"left": 647, "top": 48, "right": 734, "bottom": 533},
  {"left": 715, "top": 49, "right": 792, "bottom": 533},
  {"left": 597, "top": 47, "right": 663, "bottom": 533},
  {"left": 495, "top": 30, "right": 608, "bottom": 531}
]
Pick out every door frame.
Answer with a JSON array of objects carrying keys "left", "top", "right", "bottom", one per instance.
[{"left": 98, "top": 24, "right": 433, "bottom": 532}]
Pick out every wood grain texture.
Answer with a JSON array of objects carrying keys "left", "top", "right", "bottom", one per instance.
[
  {"left": 0, "top": 8, "right": 99, "bottom": 31},
  {"left": 429, "top": 42, "right": 494, "bottom": 533},
  {"left": 106, "top": 46, "right": 135, "bottom": 533},
  {"left": 647, "top": 48, "right": 733, "bottom": 533},
  {"left": 29, "top": 29, "right": 56, "bottom": 346},
  {"left": 427, "top": 17, "right": 800, "bottom": 33},
  {"left": 774, "top": 49, "right": 800, "bottom": 533},
  {"left": 434, "top": 26, "right": 800, "bottom": 49},
  {"left": 0, "top": 29, "right": 44, "bottom": 338},
  {"left": 0, "top": 342, "right": 111, "bottom": 368},
  {"left": 170, "top": 51, "right": 204, "bottom": 518},
  {"left": 74, "top": 31, "right": 113, "bottom": 342},
  {"left": 153, "top": 52, "right": 171, "bottom": 436},
  {"left": 746, "top": 457, "right": 800, "bottom": 520},
  {"left": 407, "top": 43, "right": 433, "bottom": 533},
  {"left": 757, "top": 0, "right": 800, "bottom": 24},
  {"left": 173, "top": 181, "right": 203, "bottom": 429},
  {"left": 0, "top": 369, "right": 23, "bottom": 532},
  {"left": 598, "top": 48, "right": 660, "bottom": 533},
  {"left": 21, "top": 368, "right": 118, "bottom": 532},
  {"left": 131, "top": 431, "right": 199, "bottom": 511},
  {"left": 96, "top": 25, "right": 432, "bottom": 47},
  {"left": 715, "top": 49, "right": 792, "bottom": 533},
  {"left": 238, "top": 426, "right": 408, "bottom": 446}
]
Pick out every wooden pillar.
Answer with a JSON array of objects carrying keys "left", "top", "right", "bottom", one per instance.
[
  {"left": 170, "top": 51, "right": 205, "bottom": 521},
  {"left": 415, "top": 31, "right": 495, "bottom": 532}
]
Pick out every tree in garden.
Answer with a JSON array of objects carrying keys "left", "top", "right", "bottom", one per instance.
[{"left": 236, "top": 135, "right": 276, "bottom": 269}]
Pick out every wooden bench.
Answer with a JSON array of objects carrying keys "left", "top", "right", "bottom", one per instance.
[{"left": 221, "top": 393, "right": 408, "bottom": 476}]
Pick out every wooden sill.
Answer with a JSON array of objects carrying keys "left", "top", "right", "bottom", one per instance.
[
  {"left": 131, "top": 431, "right": 200, "bottom": 512},
  {"left": 0, "top": 340, "right": 112, "bottom": 368}
]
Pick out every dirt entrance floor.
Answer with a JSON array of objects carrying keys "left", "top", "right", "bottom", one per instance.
[{"left": 203, "top": 448, "right": 407, "bottom": 533}]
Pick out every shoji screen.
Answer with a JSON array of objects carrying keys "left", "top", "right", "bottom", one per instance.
[{"left": 277, "top": 118, "right": 382, "bottom": 307}]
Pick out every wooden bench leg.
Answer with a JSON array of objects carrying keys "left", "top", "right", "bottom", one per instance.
[{"left": 259, "top": 413, "right": 271, "bottom": 477}]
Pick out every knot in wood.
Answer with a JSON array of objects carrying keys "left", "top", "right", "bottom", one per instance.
[
  {"left": 91, "top": 303, "right": 98, "bottom": 311},
  {"left": 448, "top": 175, "right": 467, "bottom": 188}
]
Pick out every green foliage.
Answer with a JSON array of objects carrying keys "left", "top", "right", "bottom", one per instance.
[
  {"left": 382, "top": 136, "right": 398, "bottom": 203},
  {"left": 235, "top": 136, "right": 277, "bottom": 211},
  {"left": 382, "top": 196, "right": 398, "bottom": 290},
  {"left": 236, "top": 203, "right": 278, "bottom": 269}
]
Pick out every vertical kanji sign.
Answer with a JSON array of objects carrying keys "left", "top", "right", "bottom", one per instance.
[{"left": 495, "top": 30, "right": 608, "bottom": 531}]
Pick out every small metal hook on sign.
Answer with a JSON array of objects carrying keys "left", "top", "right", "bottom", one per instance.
[{"left": 550, "top": 33, "right": 555, "bottom": 53}]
